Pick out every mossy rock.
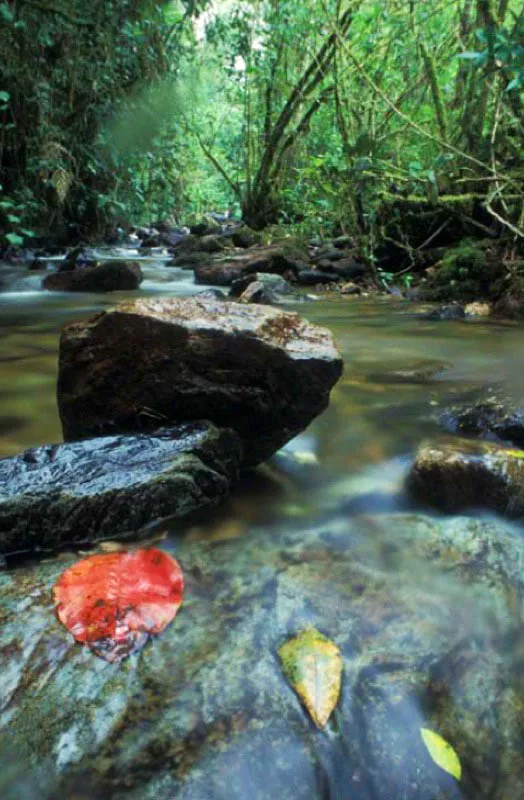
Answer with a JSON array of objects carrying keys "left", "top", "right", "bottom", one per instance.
[
  {"left": 407, "top": 437, "right": 524, "bottom": 516},
  {"left": 422, "top": 240, "right": 503, "bottom": 302}
]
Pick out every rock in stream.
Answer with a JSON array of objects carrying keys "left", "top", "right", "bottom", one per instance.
[
  {"left": 57, "top": 297, "right": 343, "bottom": 466},
  {"left": 407, "top": 437, "right": 524, "bottom": 516},
  {"left": 43, "top": 261, "right": 143, "bottom": 293},
  {"left": 0, "top": 423, "right": 241, "bottom": 556}
]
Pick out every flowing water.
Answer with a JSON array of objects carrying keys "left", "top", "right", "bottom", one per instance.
[
  {"left": 1, "top": 249, "right": 523, "bottom": 521},
  {"left": 1, "top": 250, "right": 524, "bottom": 799}
]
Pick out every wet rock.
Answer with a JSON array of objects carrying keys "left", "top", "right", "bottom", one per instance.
[
  {"left": 311, "top": 248, "right": 348, "bottom": 263},
  {"left": 0, "top": 423, "right": 241, "bottom": 556},
  {"left": 231, "top": 227, "right": 262, "bottom": 249},
  {"left": 197, "top": 289, "right": 228, "bottom": 301},
  {"left": 340, "top": 282, "right": 361, "bottom": 296},
  {"left": 197, "top": 235, "right": 231, "bottom": 254},
  {"left": 59, "top": 247, "right": 97, "bottom": 270},
  {"left": 194, "top": 244, "right": 308, "bottom": 287},
  {"left": 194, "top": 261, "right": 249, "bottom": 286},
  {"left": 422, "top": 303, "right": 466, "bottom": 321},
  {"left": 189, "top": 217, "right": 223, "bottom": 237},
  {"left": 57, "top": 297, "right": 343, "bottom": 466},
  {"left": 407, "top": 437, "right": 524, "bottom": 516},
  {"left": 140, "top": 236, "right": 162, "bottom": 248},
  {"left": 166, "top": 253, "right": 210, "bottom": 269},
  {"left": 238, "top": 280, "right": 269, "bottom": 304},
  {"left": 295, "top": 269, "right": 337, "bottom": 286},
  {"left": 324, "top": 258, "right": 366, "bottom": 280},
  {"left": 230, "top": 273, "right": 303, "bottom": 304},
  {"left": 1, "top": 513, "right": 524, "bottom": 799},
  {"left": 441, "top": 395, "right": 524, "bottom": 448},
  {"left": 333, "top": 234, "right": 354, "bottom": 248},
  {"left": 43, "top": 261, "right": 143, "bottom": 293}
]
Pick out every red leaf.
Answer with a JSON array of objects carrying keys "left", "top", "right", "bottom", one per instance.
[{"left": 53, "top": 548, "right": 184, "bottom": 663}]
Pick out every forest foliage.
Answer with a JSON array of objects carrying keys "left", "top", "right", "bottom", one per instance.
[{"left": 0, "top": 0, "right": 523, "bottom": 257}]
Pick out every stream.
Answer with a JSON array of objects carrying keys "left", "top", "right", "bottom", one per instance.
[{"left": 1, "top": 250, "right": 524, "bottom": 799}]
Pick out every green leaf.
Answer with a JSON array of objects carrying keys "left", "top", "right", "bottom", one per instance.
[
  {"left": 420, "top": 728, "right": 462, "bottom": 780},
  {"left": 0, "top": 90, "right": 9, "bottom": 103},
  {"left": 0, "top": 4, "right": 14, "bottom": 22},
  {"left": 5, "top": 232, "right": 24, "bottom": 246},
  {"left": 506, "top": 77, "right": 522, "bottom": 92}
]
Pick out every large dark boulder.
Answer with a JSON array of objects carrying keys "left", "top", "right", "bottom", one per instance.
[
  {"left": 43, "top": 261, "right": 143, "bottom": 293},
  {"left": 0, "top": 423, "right": 241, "bottom": 556},
  {"left": 1, "top": 513, "right": 524, "bottom": 799},
  {"left": 57, "top": 297, "right": 343, "bottom": 466}
]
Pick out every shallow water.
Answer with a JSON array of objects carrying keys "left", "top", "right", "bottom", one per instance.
[
  {"left": 2, "top": 252, "right": 524, "bottom": 799},
  {"left": 1, "top": 251, "right": 523, "bottom": 520}
]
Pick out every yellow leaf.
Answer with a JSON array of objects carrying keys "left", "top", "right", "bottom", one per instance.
[
  {"left": 420, "top": 728, "right": 462, "bottom": 781},
  {"left": 278, "top": 628, "right": 342, "bottom": 729},
  {"left": 506, "top": 449, "right": 524, "bottom": 460}
]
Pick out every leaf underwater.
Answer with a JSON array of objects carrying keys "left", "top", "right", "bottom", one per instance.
[
  {"left": 53, "top": 548, "right": 184, "bottom": 663},
  {"left": 279, "top": 628, "right": 342, "bottom": 729},
  {"left": 420, "top": 728, "right": 462, "bottom": 781}
]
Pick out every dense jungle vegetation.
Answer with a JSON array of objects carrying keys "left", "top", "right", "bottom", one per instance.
[{"left": 1, "top": 0, "right": 523, "bottom": 280}]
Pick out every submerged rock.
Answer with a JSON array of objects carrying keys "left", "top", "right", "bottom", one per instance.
[
  {"left": 407, "top": 437, "right": 524, "bottom": 516},
  {"left": 1, "top": 512, "right": 524, "bottom": 799},
  {"left": 43, "top": 261, "right": 143, "bottom": 293},
  {"left": 57, "top": 297, "right": 343, "bottom": 466},
  {"left": 0, "top": 423, "right": 241, "bottom": 556},
  {"left": 370, "top": 360, "right": 450, "bottom": 385},
  {"left": 422, "top": 303, "right": 466, "bottom": 322}
]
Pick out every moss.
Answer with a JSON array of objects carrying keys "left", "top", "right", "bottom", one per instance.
[{"left": 422, "top": 239, "right": 504, "bottom": 302}]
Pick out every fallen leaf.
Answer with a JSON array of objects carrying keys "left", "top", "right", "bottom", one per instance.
[
  {"left": 506, "top": 449, "right": 524, "bottom": 460},
  {"left": 279, "top": 627, "right": 342, "bottom": 728},
  {"left": 53, "top": 548, "right": 184, "bottom": 663},
  {"left": 420, "top": 728, "right": 462, "bottom": 780}
]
